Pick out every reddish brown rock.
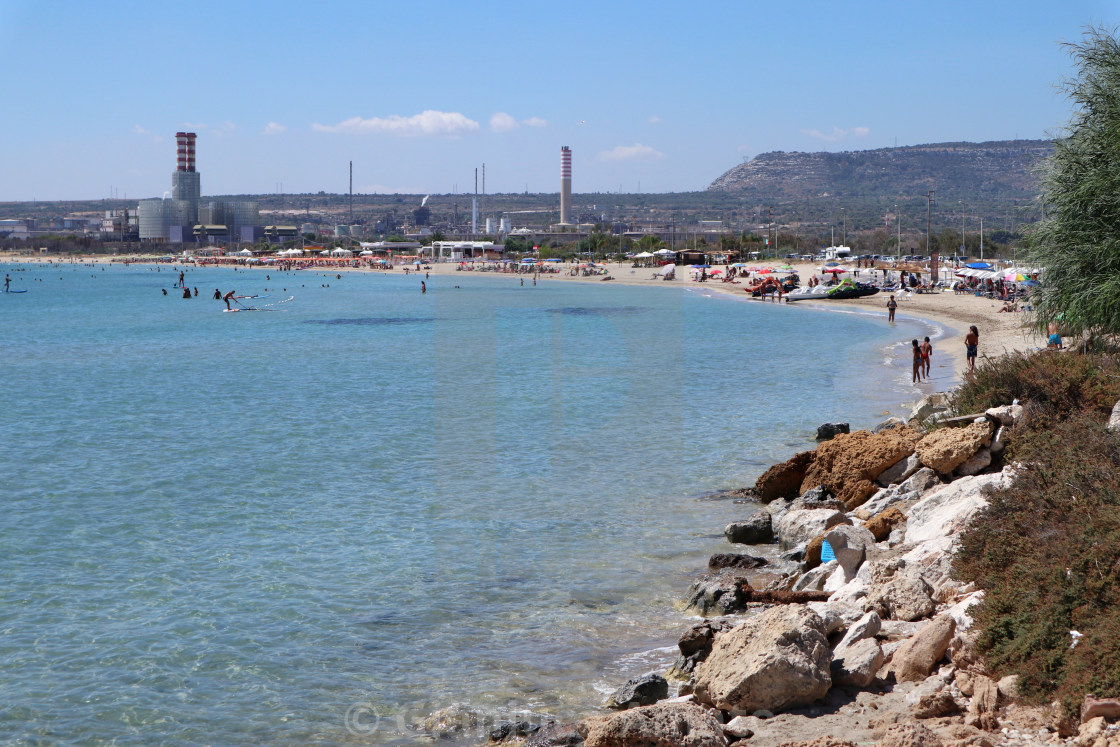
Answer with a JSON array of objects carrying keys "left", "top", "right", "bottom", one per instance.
[
  {"left": 1082, "top": 694, "right": 1120, "bottom": 722},
  {"left": 800, "top": 427, "right": 922, "bottom": 510},
  {"left": 887, "top": 615, "right": 956, "bottom": 682},
  {"left": 755, "top": 450, "right": 816, "bottom": 503},
  {"left": 914, "top": 421, "right": 994, "bottom": 475},
  {"left": 865, "top": 507, "right": 907, "bottom": 541}
]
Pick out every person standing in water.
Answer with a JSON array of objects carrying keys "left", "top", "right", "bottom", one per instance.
[
  {"left": 965, "top": 326, "right": 979, "bottom": 373},
  {"left": 920, "top": 336, "right": 932, "bottom": 378},
  {"left": 911, "top": 339, "right": 923, "bottom": 384},
  {"left": 887, "top": 294, "right": 897, "bottom": 322},
  {"left": 420, "top": 281, "right": 426, "bottom": 294}
]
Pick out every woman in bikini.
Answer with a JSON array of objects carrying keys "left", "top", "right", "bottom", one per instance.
[{"left": 912, "top": 339, "right": 923, "bottom": 384}]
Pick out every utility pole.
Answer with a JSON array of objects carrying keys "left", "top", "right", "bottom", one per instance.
[
  {"left": 926, "top": 190, "right": 935, "bottom": 257},
  {"left": 894, "top": 204, "right": 901, "bottom": 261},
  {"left": 349, "top": 161, "right": 353, "bottom": 223}
]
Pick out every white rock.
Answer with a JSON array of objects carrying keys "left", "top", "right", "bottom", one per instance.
[
  {"left": 910, "top": 393, "right": 950, "bottom": 422},
  {"left": 989, "top": 426, "right": 1007, "bottom": 455},
  {"left": 775, "top": 508, "right": 851, "bottom": 549},
  {"left": 877, "top": 453, "right": 922, "bottom": 487},
  {"left": 1109, "top": 400, "right": 1120, "bottom": 433},
  {"left": 793, "top": 561, "right": 838, "bottom": 591},
  {"left": 827, "top": 577, "right": 870, "bottom": 605},
  {"left": 823, "top": 563, "right": 850, "bottom": 593},
  {"left": 944, "top": 590, "right": 985, "bottom": 632},
  {"left": 723, "top": 715, "right": 756, "bottom": 739},
  {"left": 904, "top": 469, "right": 1015, "bottom": 545},
  {"left": 834, "top": 611, "right": 882, "bottom": 654},
  {"left": 955, "top": 447, "right": 992, "bottom": 477},
  {"left": 985, "top": 405, "right": 1016, "bottom": 426}
]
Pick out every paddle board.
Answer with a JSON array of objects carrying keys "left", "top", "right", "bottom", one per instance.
[{"left": 2, "top": 289, "right": 27, "bottom": 293}]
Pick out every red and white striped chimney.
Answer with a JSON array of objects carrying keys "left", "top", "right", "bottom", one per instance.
[
  {"left": 560, "top": 146, "right": 572, "bottom": 225},
  {"left": 176, "top": 132, "right": 197, "bottom": 173}
]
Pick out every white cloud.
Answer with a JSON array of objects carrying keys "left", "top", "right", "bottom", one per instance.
[
  {"left": 133, "top": 125, "right": 162, "bottom": 143},
  {"left": 801, "top": 126, "right": 871, "bottom": 142},
  {"left": 490, "top": 112, "right": 519, "bottom": 133},
  {"left": 598, "top": 143, "right": 664, "bottom": 162},
  {"left": 648, "top": 115, "right": 661, "bottom": 124},
  {"left": 263, "top": 122, "right": 286, "bottom": 135},
  {"left": 490, "top": 113, "right": 548, "bottom": 132},
  {"left": 313, "top": 110, "right": 480, "bottom": 137}
]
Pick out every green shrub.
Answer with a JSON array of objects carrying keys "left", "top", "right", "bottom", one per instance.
[
  {"left": 954, "top": 411, "right": 1120, "bottom": 715},
  {"left": 952, "top": 351, "right": 1120, "bottom": 428}
]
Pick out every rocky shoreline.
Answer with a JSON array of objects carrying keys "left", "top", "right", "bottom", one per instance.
[{"left": 473, "top": 392, "right": 1119, "bottom": 747}]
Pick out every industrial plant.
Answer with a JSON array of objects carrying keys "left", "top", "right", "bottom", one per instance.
[{"left": 138, "top": 132, "right": 261, "bottom": 243}]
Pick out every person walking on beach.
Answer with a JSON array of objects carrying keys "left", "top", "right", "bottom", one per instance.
[
  {"left": 965, "top": 325, "right": 979, "bottom": 373},
  {"left": 887, "top": 295, "right": 897, "bottom": 322},
  {"left": 920, "top": 336, "right": 932, "bottom": 378},
  {"left": 912, "top": 339, "right": 923, "bottom": 383}
]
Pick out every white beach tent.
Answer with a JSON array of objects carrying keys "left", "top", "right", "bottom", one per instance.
[
  {"left": 237, "top": 248, "right": 253, "bottom": 256},
  {"left": 654, "top": 248, "right": 676, "bottom": 256},
  {"left": 331, "top": 247, "right": 354, "bottom": 257},
  {"left": 633, "top": 251, "right": 654, "bottom": 258},
  {"left": 658, "top": 263, "right": 676, "bottom": 276}
]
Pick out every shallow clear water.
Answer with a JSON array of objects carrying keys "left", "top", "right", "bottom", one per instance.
[{"left": 0, "top": 262, "right": 937, "bottom": 745}]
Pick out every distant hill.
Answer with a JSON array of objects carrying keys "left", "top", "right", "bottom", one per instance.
[{"left": 708, "top": 139, "right": 1053, "bottom": 206}]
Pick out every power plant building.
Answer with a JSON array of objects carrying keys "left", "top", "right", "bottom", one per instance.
[{"left": 138, "top": 132, "right": 260, "bottom": 243}]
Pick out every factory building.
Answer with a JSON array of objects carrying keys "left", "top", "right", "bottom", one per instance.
[{"left": 138, "top": 132, "right": 260, "bottom": 243}]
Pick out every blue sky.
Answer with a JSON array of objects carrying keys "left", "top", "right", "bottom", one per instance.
[{"left": 0, "top": 0, "right": 1115, "bottom": 201}]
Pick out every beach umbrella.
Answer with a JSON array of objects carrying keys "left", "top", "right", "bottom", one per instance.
[
  {"left": 1021, "top": 279, "right": 1041, "bottom": 287},
  {"left": 825, "top": 261, "right": 840, "bottom": 267},
  {"left": 731, "top": 263, "right": 748, "bottom": 267},
  {"left": 966, "top": 261, "right": 992, "bottom": 269},
  {"left": 822, "top": 267, "right": 847, "bottom": 274},
  {"left": 654, "top": 248, "right": 676, "bottom": 255},
  {"left": 757, "top": 268, "right": 773, "bottom": 274},
  {"left": 710, "top": 270, "right": 723, "bottom": 275}
]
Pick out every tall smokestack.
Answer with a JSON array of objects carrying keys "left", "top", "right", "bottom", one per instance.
[
  {"left": 176, "top": 132, "right": 196, "bottom": 172},
  {"left": 560, "top": 146, "right": 572, "bottom": 225}
]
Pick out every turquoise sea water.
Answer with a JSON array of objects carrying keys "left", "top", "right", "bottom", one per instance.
[{"left": 0, "top": 263, "right": 939, "bottom": 745}]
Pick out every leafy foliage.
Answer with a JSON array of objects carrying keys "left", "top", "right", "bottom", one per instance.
[
  {"left": 953, "top": 350, "right": 1120, "bottom": 715},
  {"left": 1029, "top": 27, "right": 1120, "bottom": 337},
  {"left": 952, "top": 350, "right": 1120, "bottom": 429}
]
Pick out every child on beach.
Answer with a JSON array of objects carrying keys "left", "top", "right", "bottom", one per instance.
[
  {"left": 965, "top": 326, "right": 979, "bottom": 373},
  {"left": 912, "top": 340, "right": 923, "bottom": 383},
  {"left": 887, "top": 295, "right": 897, "bottom": 322},
  {"left": 920, "top": 336, "right": 932, "bottom": 378}
]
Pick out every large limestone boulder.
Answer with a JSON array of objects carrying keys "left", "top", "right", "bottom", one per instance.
[
  {"left": 863, "top": 560, "right": 935, "bottom": 621},
  {"left": 904, "top": 469, "right": 1014, "bottom": 546},
  {"left": 834, "top": 611, "right": 882, "bottom": 653},
  {"left": 830, "top": 637, "right": 884, "bottom": 688},
  {"left": 693, "top": 604, "right": 832, "bottom": 715},
  {"left": 914, "top": 420, "right": 994, "bottom": 475},
  {"left": 822, "top": 524, "right": 875, "bottom": 579},
  {"left": 579, "top": 702, "right": 728, "bottom": 747},
  {"left": 910, "top": 392, "right": 950, "bottom": 423},
  {"left": 754, "top": 450, "right": 815, "bottom": 503},
  {"left": 776, "top": 508, "right": 851, "bottom": 549},
  {"left": 800, "top": 427, "right": 923, "bottom": 510},
  {"left": 954, "top": 447, "right": 992, "bottom": 477},
  {"left": 887, "top": 615, "right": 956, "bottom": 683},
  {"left": 877, "top": 453, "right": 921, "bottom": 486}
]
